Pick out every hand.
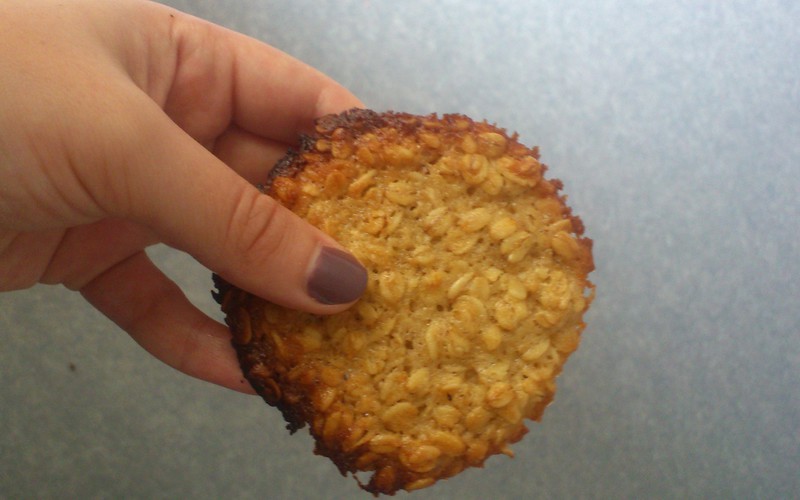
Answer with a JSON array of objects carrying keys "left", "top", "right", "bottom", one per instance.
[{"left": 0, "top": 0, "right": 367, "bottom": 393}]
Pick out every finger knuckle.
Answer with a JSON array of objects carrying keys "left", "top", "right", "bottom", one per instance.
[{"left": 226, "top": 190, "right": 286, "bottom": 263}]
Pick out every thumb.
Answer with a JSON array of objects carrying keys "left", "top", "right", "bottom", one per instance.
[{"left": 121, "top": 110, "right": 367, "bottom": 314}]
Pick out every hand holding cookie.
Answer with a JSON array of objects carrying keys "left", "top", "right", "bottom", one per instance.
[{"left": 0, "top": 0, "right": 366, "bottom": 391}]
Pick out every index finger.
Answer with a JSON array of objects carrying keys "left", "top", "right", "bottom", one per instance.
[
  {"left": 160, "top": 8, "right": 363, "bottom": 144},
  {"left": 232, "top": 38, "right": 365, "bottom": 140}
]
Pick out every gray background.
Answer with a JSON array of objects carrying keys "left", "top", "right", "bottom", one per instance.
[{"left": 2, "top": 1, "right": 798, "bottom": 498}]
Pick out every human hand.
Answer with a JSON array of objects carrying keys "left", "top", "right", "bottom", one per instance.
[{"left": 0, "top": 0, "right": 367, "bottom": 393}]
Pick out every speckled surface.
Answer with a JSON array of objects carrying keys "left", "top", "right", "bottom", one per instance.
[{"left": 2, "top": 1, "right": 798, "bottom": 498}]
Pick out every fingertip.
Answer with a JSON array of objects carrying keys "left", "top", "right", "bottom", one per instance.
[
  {"left": 315, "top": 84, "right": 365, "bottom": 118},
  {"left": 306, "top": 245, "right": 368, "bottom": 308},
  {"left": 201, "top": 187, "right": 364, "bottom": 316}
]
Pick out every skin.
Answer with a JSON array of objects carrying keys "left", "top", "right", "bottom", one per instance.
[{"left": 0, "top": 0, "right": 364, "bottom": 393}]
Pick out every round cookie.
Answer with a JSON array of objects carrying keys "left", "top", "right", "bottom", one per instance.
[{"left": 215, "top": 109, "right": 595, "bottom": 495}]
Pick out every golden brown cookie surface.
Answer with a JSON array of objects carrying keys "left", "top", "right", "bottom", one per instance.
[{"left": 216, "top": 109, "right": 594, "bottom": 495}]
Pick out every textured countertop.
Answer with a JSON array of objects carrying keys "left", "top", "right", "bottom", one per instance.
[{"left": 2, "top": 1, "right": 798, "bottom": 498}]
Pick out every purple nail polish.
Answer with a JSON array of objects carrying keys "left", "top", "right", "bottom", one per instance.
[{"left": 307, "top": 247, "right": 367, "bottom": 305}]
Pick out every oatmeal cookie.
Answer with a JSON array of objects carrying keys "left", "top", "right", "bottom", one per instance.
[{"left": 215, "top": 109, "right": 594, "bottom": 495}]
